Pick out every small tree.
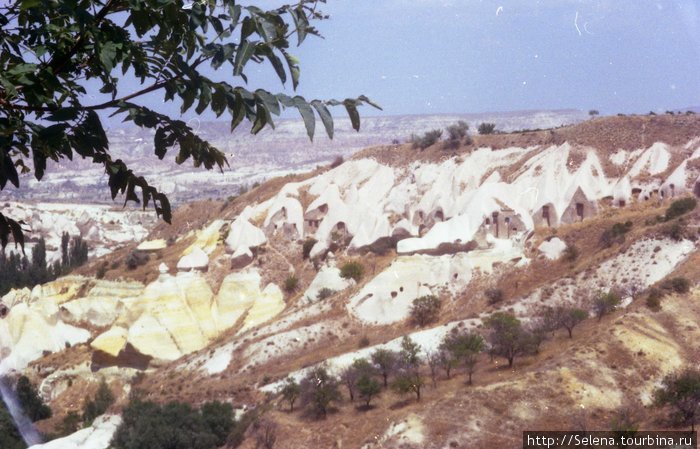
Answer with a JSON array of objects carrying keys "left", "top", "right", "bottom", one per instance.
[
  {"left": 391, "top": 336, "right": 424, "bottom": 401},
  {"left": 593, "top": 290, "right": 621, "bottom": 321},
  {"left": 410, "top": 295, "right": 442, "bottom": 327},
  {"left": 357, "top": 375, "right": 381, "bottom": 408},
  {"left": 411, "top": 129, "right": 443, "bottom": 150},
  {"left": 443, "top": 121, "right": 469, "bottom": 149},
  {"left": 654, "top": 367, "right": 700, "bottom": 431},
  {"left": 339, "top": 365, "right": 359, "bottom": 402},
  {"left": 477, "top": 122, "right": 496, "bottom": 135},
  {"left": 371, "top": 348, "right": 398, "bottom": 388},
  {"left": 426, "top": 351, "right": 441, "bottom": 387},
  {"left": 443, "top": 331, "right": 485, "bottom": 385},
  {"left": 588, "top": 110, "right": 600, "bottom": 117},
  {"left": 279, "top": 378, "right": 300, "bottom": 412},
  {"left": 545, "top": 306, "right": 588, "bottom": 338},
  {"left": 300, "top": 366, "right": 341, "bottom": 419},
  {"left": 254, "top": 419, "right": 278, "bottom": 449},
  {"left": 483, "top": 312, "right": 530, "bottom": 368},
  {"left": 339, "top": 261, "right": 364, "bottom": 282}
]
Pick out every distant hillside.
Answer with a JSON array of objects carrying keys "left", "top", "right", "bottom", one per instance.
[{"left": 6, "top": 110, "right": 586, "bottom": 205}]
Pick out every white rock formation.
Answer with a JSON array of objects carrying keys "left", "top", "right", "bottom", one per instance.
[
  {"left": 538, "top": 237, "right": 567, "bottom": 260},
  {"left": 29, "top": 415, "right": 121, "bottom": 449},
  {"left": 176, "top": 246, "right": 209, "bottom": 271}
]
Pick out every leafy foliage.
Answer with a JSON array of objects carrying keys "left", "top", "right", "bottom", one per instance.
[
  {"left": 279, "top": 377, "right": 300, "bottom": 412},
  {"left": 409, "top": 294, "right": 441, "bottom": 326},
  {"left": 339, "top": 260, "right": 364, "bottom": 282},
  {"left": 391, "top": 336, "right": 424, "bottom": 401},
  {"left": 483, "top": 312, "right": 533, "bottom": 367},
  {"left": 543, "top": 306, "right": 589, "bottom": 338},
  {"left": 593, "top": 290, "right": 621, "bottom": 320},
  {"left": 371, "top": 348, "right": 398, "bottom": 388},
  {"left": 0, "top": 399, "right": 24, "bottom": 449},
  {"left": 356, "top": 374, "right": 381, "bottom": 407},
  {"left": 441, "top": 330, "right": 485, "bottom": 384},
  {"left": 665, "top": 198, "right": 697, "bottom": 221},
  {"left": 299, "top": 366, "right": 341, "bottom": 418},
  {"left": 0, "top": 0, "right": 380, "bottom": 249},
  {"left": 111, "top": 399, "right": 233, "bottom": 449},
  {"left": 477, "top": 122, "right": 496, "bottom": 134},
  {"left": 410, "top": 129, "right": 442, "bottom": 150},
  {"left": 16, "top": 375, "right": 51, "bottom": 422},
  {"left": 654, "top": 367, "right": 700, "bottom": 431},
  {"left": 82, "top": 379, "right": 115, "bottom": 426},
  {"left": 0, "top": 234, "right": 88, "bottom": 296},
  {"left": 443, "top": 120, "right": 469, "bottom": 150}
]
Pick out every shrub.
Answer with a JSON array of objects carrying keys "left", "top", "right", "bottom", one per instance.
[
  {"left": 410, "top": 129, "right": 443, "bottom": 150},
  {"left": 563, "top": 243, "right": 579, "bottom": 262},
  {"left": 665, "top": 197, "right": 697, "bottom": 221},
  {"left": 83, "top": 379, "right": 115, "bottom": 425},
  {"left": 316, "top": 288, "right": 336, "bottom": 301},
  {"left": 284, "top": 275, "right": 299, "bottom": 293},
  {"left": 95, "top": 262, "right": 108, "bottom": 279},
  {"left": 358, "top": 335, "right": 370, "bottom": 348},
  {"left": 329, "top": 155, "right": 344, "bottom": 168},
  {"left": 484, "top": 288, "right": 504, "bottom": 305},
  {"left": 664, "top": 222, "right": 687, "bottom": 241},
  {"left": 410, "top": 295, "right": 442, "bottom": 326},
  {"left": 340, "top": 261, "right": 364, "bottom": 282},
  {"left": 646, "top": 288, "right": 663, "bottom": 310},
  {"left": 302, "top": 238, "right": 317, "bottom": 260},
  {"left": 443, "top": 121, "right": 469, "bottom": 150},
  {"left": 357, "top": 375, "right": 381, "bottom": 408},
  {"left": 662, "top": 277, "right": 690, "bottom": 294},
  {"left": 125, "top": 251, "right": 148, "bottom": 270},
  {"left": 477, "top": 122, "right": 496, "bottom": 135},
  {"left": 600, "top": 222, "right": 632, "bottom": 248},
  {"left": 279, "top": 378, "right": 300, "bottom": 412}
]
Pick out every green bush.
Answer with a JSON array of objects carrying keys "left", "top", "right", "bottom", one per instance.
[
  {"left": 111, "top": 400, "right": 234, "bottom": 449},
  {"left": 410, "top": 129, "right": 443, "bottom": 150},
  {"left": 646, "top": 288, "right": 663, "bottom": 310},
  {"left": 16, "top": 375, "right": 51, "bottom": 421},
  {"left": 410, "top": 295, "right": 442, "bottom": 326},
  {"left": 284, "top": 275, "right": 299, "bottom": 293},
  {"left": 340, "top": 261, "right": 364, "bottom": 282},
  {"left": 484, "top": 288, "right": 504, "bottom": 305},
  {"left": 302, "top": 238, "right": 317, "bottom": 260},
  {"left": 316, "top": 288, "right": 336, "bottom": 301},
  {"left": 477, "top": 122, "right": 496, "bottom": 135},
  {"left": 661, "top": 277, "right": 691, "bottom": 294},
  {"left": 665, "top": 197, "right": 697, "bottom": 221},
  {"left": 83, "top": 379, "right": 115, "bottom": 425}
]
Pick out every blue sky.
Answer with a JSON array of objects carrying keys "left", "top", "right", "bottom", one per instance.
[{"left": 106, "top": 0, "right": 700, "bottom": 125}]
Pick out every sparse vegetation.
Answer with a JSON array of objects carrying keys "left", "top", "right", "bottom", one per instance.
[
  {"left": 391, "top": 336, "right": 424, "bottom": 401},
  {"left": 661, "top": 277, "right": 690, "bottom": 294},
  {"left": 665, "top": 197, "right": 697, "bottom": 221},
  {"left": 410, "top": 129, "right": 443, "bottom": 150},
  {"left": 646, "top": 288, "right": 663, "bottom": 310},
  {"left": 443, "top": 121, "right": 469, "bottom": 149},
  {"left": 340, "top": 261, "right": 364, "bottom": 282},
  {"left": 563, "top": 243, "right": 579, "bottom": 262},
  {"left": 477, "top": 122, "right": 496, "bottom": 135},
  {"left": 316, "top": 288, "right": 336, "bottom": 300},
  {"left": 82, "top": 378, "right": 115, "bottom": 425},
  {"left": 125, "top": 250, "right": 149, "bottom": 270},
  {"left": 484, "top": 288, "right": 504, "bottom": 305},
  {"left": 409, "top": 295, "right": 442, "bottom": 326},
  {"left": 302, "top": 238, "right": 317, "bottom": 259},
  {"left": 284, "top": 275, "right": 299, "bottom": 293},
  {"left": 593, "top": 290, "right": 622, "bottom": 320},
  {"left": 600, "top": 221, "right": 632, "bottom": 248}
]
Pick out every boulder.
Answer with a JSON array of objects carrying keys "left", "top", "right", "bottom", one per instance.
[{"left": 176, "top": 247, "right": 209, "bottom": 272}]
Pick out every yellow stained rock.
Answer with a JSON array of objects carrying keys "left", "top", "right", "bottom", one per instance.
[
  {"left": 183, "top": 219, "right": 225, "bottom": 256},
  {"left": 136, "top": 239, "right": 167, "bottom": 251},
  {"left": 239, "top": 283, "right": 285, "bottom": 333},
  {"left": 214, "top": 271, "right": 262, "bottom": 332},
  {"left": 91, "top": 326, "right": 128, "bottom": 357},
  {"left": 127, "top": 314, "right": 182, "bottom": 361}
]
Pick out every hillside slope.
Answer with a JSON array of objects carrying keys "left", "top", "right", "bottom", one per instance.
[{"left": 1, "top": 114, "right": 699, "bottom": 449}]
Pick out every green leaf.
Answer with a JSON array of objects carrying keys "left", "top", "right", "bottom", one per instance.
[
  {"left": 311, "top": 100, "right": 334, "bottom": 139},
  {"left": 233, "top": 41, "right": 256, "bottom": 76},
  {"left": 281, "top": 50, "right": 300, "bottom": 90},
  {"left": 293, "top": 96, "right": 315, "bottom": 140},
  {"left": 344, "top": 101, "right": 360, "bottom": 131},
  {"left": 289, "top": 7, "right": 309, "bottom": 46},
  {"left": 19, "top": 0, "right": 41, "bottom": 10},
  {"left": 359, "top": 95, "right": 383, "bottom": 111}
]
